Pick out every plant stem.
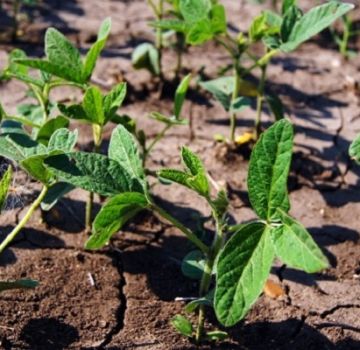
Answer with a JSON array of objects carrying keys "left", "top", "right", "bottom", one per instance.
[
  {"left": 151, "top": 203, "right": 209, "bottom": 256},
  {"left": 155, "top": 0, "right": 164, "bottom": 77},
  {"left": 230, "top": 59, "right": 240, "bottom": 143},
  {"left": 143, "top": 124, "right": 171, "bottom": 166},
  {"left": 85, "top": 124, "right": 103, "bottom": 232},
  {"left": 195, "top": 211, "right": 225, "bottom": 343},
  {"left": 0, "top": 186, "right": 48, "bottom": 254},
  {"left": 340, "top": 15, "right": 350, "bottom": 58},
  {"left": 255, "top": 64, "right": 267, "bottom": 140}
]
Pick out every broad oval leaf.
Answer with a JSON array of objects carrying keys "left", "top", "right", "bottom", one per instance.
[
  {"left": 83, "top": 86, "right": 105, "bottom": 125},
  {"left": 180, "top": 0, "right": 211, "bottom": 23},
  {"left": 171, "top": 315, "right": 193, "bottom": 338},
  {"left": 36, "top": 116, "right": 69, "bottom": 145},
  {"left": 214, "top": 222, "right": 274, "bottom": 327},
  {"left": 41, "top": 182, "right": 75, "bottom": 211},
  {"left": 280, "top": 2, "right": 354, "bottom": 52},
  {"left": 181, "top": 250, "right": 206, "bottom": 280},
  {"left": 271, "top": 209, "right": 329, "bottom": 273},
  {"left": 131, "top": 43, "right": 160, "bottom": 76},
  {"left": 108, "top": 125, "right": 145, "bottom": 184},
  {"left": 86, "top": 192, "right": 149, "bottom": 250},
  {"left": 82, "top": 17, "right": 112, "bottom": 82},
  {"left": 248, "top": 119, "right": 293, "bottom": 221},
  {"left": 45, "top": 27, "right": 83, "bottom": 82},
  {"left": 45, "top": 152, "right": 140, "bottom": 196},
  {"left": 47, "top": 128, "right": 78, "bottom": 153},
  {"left": 103, "top": 83, "right": 127, "bottom": 123}
]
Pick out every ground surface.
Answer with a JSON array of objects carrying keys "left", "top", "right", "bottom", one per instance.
[{"left": 0, "top": 0, "right": 360, "bottom": 349}]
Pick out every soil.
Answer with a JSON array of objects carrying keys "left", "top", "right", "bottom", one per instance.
[{"left": 0, "top": 0, "right": 360, "bottom": 349}]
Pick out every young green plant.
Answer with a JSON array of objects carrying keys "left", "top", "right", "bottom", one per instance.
[
  {"left": 153, "top": 0, "right": 353, "bottom": 142},
  {"left": 1, "top": 17, "right": 114, "bottom": 230},
  {"left": 44, "top": 119, "right": 328, "bottom": 343}
]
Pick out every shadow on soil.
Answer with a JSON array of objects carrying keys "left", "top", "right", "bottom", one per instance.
[{"left": 18, "top": 317, "right": 79, "bottom": 350}]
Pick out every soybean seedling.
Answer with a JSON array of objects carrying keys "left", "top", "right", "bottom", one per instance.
[
  {"left": 330, "top": 14, "right": 359, "bottom": 59},
  {"left": 1, "top": 18, "right": 115, "bottom": 230},
  {"left": 44, "top": 119, "right": 328, "bottom": 344},
  {"left": 153, "top": 0, "right": 353, "bottom": 142},
  {"left": 0, "top": 165, "right": 39, "bottom": 292},
  {"left": 132, "top": 0, "right": 186, "bottom": 78},
  {"left": 0, "top": 17, "right": 113, "bottom": 136}
]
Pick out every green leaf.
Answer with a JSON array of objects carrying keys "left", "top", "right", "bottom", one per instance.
[
  {"left": 171, "top": 315, "right": 193, "bottom": 338},
  {"left": 214, "top": 222, "right": 274, "bottom": 327},
  {"left": 249, "top": 13, "right": 268, "bottom": 42},
  {"left": 58, "top": 103, "right": 88, "bottom": 122},
  {"left": 185, "top": 290, "right": 214, "bottom": 313},
  {"left": 150, "top": 19, "right": 188, "bottom": 33},
  {"left": 210, "top": 4, "right": 227, "bottom": 34},
  {"left": 0, "top": 279, "right": 38, "bottom": 293},
  {"left": 200, "top": 77, "right": 233, "bottom": 111},
  {"left": 272, "top": 209, "right": 329, "bottom": 273},
  {"left": 83, "top": 86, "right": 105, "bottom": 125},
  {"left": 181, "top": 250, "right": 206, "bottom": 280},
  {"left": 0, "top": 166, "right": 12, "bottom": 212},
  {"left": 282, "top": 0, "right": 297, "bottom": 15},
  {"left": 265, "top": 93, "right": 284, "bottom": 121},
  {"left": 132, "top": 43, "right": 160, "bottom": 76},
  {"left": 248, "top": 119, "right": 293, "bottom": 221},
  {"left": 108, "top": 125, "right": 145, "bottom": 184},
  {"left": 85, "top": 192, "right": 149, "bottom": 250},
  {"left": 47, "top": 128, "right": 78, "bottom": 153},
  {"left": 186, "top": 19, "right": 213, "bottom": 45},
  {"left": 280, "top": 5, "right": 302, "bottom": 43},
  {"left": 231, "top": 96, "right": 251, "bottom": 113},
  {"left": 82, "top": 18, "right": 112, "bottom": 81},
  {"left": 41, "top": 182, "right": 75, "bottom": 211},
  {"left": 158, "top": 169, "right": 191, "bottom": 187},
  {"left": 181, "top": 147, "right": 209, "bottom": 197},
  {"left": 0, "top": 133, "right": 46, "bottom": 162},
  {"left": 280, "top": 2, "right": 354, "bottom": 52},
  {"left": 21, "top": 153, "right": 57, "bottom": 184},
  {"left": 149, "top": 112, "right": 187, "bottom": 126},
  {"left": 206, "top": 330, "right": 228, "bottom": 341},
  {"left": 45, "top": 28, "right": 83, "bottom": 82},
  {"left": 180, "top": 0, "right": 211, "bottom": 23},
  {"left": 349, "top": 134, "right": 360, "bottom": 163},
  {"left": 45, "top": 152, "right": 139, "bottom": 196},
  {"left": 103, "top": 83, "right": 127, "bottom": 122},
  {"left": 36, "top": 116, "right": 69, "bottom": 145},
  {"left": 174, "top": 74, "right": 191, "bottom": 119},
  {"left": 211, "top": 189, "right": 229, "bottom": 218}
]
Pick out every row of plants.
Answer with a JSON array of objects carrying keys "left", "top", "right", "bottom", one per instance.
[{"left": 0, "top": 0, "right": 358, "bottom": 345}]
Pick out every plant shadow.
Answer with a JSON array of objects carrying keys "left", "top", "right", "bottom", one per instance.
[{"left": 19, "top": 317, "right": 79, "bottom": 350}]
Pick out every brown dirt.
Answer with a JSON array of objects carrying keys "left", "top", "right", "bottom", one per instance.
[{"left": 0, "top": 0, "right": 360, "bottom": 349}]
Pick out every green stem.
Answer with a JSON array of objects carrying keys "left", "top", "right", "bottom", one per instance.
[
  {"left": 85, "top": 124, "right": 103, "bottom": 232},
  {"left": 155, "top": 0, "right": 164, "bottom": 77},
  {"left": 195, "top": 210, "right": 225, "bottom": 343},
  {"left": 151, "top": 203, "right": 209, "bottom": 256},
  {"left": 0, "top": 186, "right": 48, "bottom": 254},
  {"left": 340, "top": 16, "right": 350, "bottom": 57},
  {"left": 143, "top": 124, "right": 171, "bottom": 166},
  {"left": 255, "top": 64, "right": 267, "bottom": 140},
  {"left": 230, "top": 59, "right": 240, "bottom": 143}
]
